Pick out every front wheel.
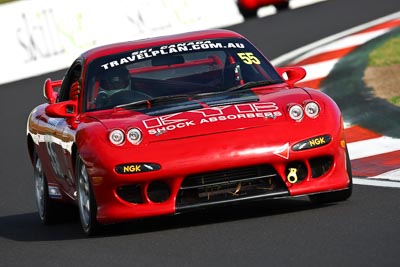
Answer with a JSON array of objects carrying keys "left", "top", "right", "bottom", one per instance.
[
  {"left": 76, "top": 155, "right": 100, "bottom": 236},
  {"left": 34, "top": 152, "right": 57, "bottom": 224}
]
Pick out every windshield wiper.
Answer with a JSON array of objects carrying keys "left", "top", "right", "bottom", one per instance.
[
  {"left": 114, "top": 80, "right": 282, "bottom": 110},
  {"left": 226, "top": 80, "right": 283, "bottom": 92},
  {"left": 114, "top": 94, "right": 190, "bottom": 109}
]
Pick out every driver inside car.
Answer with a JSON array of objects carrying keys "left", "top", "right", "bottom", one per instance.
[{"left": 95, "top": 67, "right": 132, "bottom": 107}]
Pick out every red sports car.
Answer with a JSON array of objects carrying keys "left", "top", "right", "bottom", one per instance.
[
  {"left": 27, "top": 29, "right": 352, "bottom": 235},
  {"left": 237, "top": 0, "right": 290, "bottom": 17}
]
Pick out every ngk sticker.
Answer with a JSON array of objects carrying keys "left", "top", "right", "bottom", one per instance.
[{"left": 143, "top": 103, "right": 282, "bottom": 135}]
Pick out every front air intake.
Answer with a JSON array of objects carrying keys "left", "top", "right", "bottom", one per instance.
[
  {"left": 176, "top": 165, "right": 289, "bottom": 212},
  {"left": 309, "top": 156, "right": 333, "bottom": 178}
]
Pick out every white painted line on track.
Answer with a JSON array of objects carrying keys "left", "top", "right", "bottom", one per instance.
[
  {"left": 347, "top": 136, "right": 400, "bottom": 160},
  {"left": 271, "top": 10, "right": 400, "bottom": 66},
  {"left": 289, "top": 0, "right": 327, "bottom": 9},
  {"left": 257, "top": 6, "right": 277, "bottom": 17},
  {"left": 354, "top": 178, "right": 400, "bottom": 188},
  {"left": 258, "top": 0, "right": 327, "bottom": 18},
  {"left": 291, "top": 29, "right": 390, "bottom": 64},
  {"left": 301, "top": 58, "right": 338, "bottom": 81},
  {"left": 372, "top": 169, "right": 400, "bottom": 181}
]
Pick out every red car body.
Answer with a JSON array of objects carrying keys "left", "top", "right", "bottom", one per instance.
[
  {"left": 27, "top": 29, "right": 352, "bottom": 235},
  {"left": 237, "top": 0, "right": 290, "bottom": 17}
]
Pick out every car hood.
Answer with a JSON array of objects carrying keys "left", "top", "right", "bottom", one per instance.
[{"left": 87, "top": 88, "right": 312, "bottom": 143}]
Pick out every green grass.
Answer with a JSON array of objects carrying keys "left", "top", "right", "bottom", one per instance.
[
  {"left": 368, "top": 33, "right": 400, "bottom": 106},
  {"left": 390, "top": 96, "right": 400, "bottom": 106},
  {"left": 368, "top": 33, "right": 400, "bottom": 67},
  {"left": 0, "top": 0, "right": 15, "bottom": 4}
]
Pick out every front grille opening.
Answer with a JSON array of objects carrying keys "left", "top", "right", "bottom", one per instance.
[
  {"left": 309, "top": 156, "right": 333, "bottom": 178},
  {"left": 116, "top": 184, "right": 143, "bottom": 204},
  {"left": 177, "top": 165, "right": 288, "bottom": 209}
]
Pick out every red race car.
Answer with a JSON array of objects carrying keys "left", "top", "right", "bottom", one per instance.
[
  {"left": 27, "top": 29, "right": 352, "bottom": 235},
  {"left": 237, "top": 0, "right": 290, "bottom": 18}
]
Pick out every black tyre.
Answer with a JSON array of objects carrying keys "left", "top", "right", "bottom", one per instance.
[
  {"left": 238, "top": 4, "right": 258, "bottom": 18},
  {"left": 274, "top": 2, "right": 289, "bottom": 11},
  {"left": 309, "top": 148, "right": 353, "bottom": 204},
  {"left": 76, "top": 154, "right": 100, "bottom": 236}
]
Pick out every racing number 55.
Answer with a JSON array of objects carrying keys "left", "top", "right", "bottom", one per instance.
[{"left": 237, "top": 52, "right": 260, "bottom": 64}]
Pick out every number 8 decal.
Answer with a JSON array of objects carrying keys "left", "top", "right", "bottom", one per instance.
[{"left": 237, "top": 52, "right": 261, "bottom": 64}]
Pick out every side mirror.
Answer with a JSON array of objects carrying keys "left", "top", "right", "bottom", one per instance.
[
  {"left": 276, "top": 66, "right": 306, "bottom": 88},
  {"left": 43, "top": 78, "right": 62, "bottom": 104},
  {"left": 45, "top": 100, "right": 78, "bottom": 118}
]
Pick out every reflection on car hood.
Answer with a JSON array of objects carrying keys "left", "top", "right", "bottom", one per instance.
[{"left": 88, "top": 88, "right": 311, "bottom": 142}]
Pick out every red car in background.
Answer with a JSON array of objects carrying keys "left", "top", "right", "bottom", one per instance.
[
  {"left": 237, "top": 0, "right": 290, "bottom": 17},
  {"left": 27, "top": 29, "right": 352, "bottom": 236}
]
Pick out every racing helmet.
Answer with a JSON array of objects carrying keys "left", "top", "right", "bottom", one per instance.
[{"left": 99, "top": 67, "right": 131, "bottom": 91}]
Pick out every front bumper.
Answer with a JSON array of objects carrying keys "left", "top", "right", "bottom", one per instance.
[{"left": 82, "top": 123, "right": 350, "bottom": 224}]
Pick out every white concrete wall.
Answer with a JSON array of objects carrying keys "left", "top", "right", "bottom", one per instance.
[{"left": 0, "top": 0, "right": 243, "bottom": 84}]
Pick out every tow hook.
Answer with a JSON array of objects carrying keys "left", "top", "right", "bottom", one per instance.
[{"left": 287, "top": 168, "right": 298, "bottom": 184}]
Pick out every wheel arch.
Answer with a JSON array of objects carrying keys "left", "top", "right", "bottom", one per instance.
[
  {"left": 27, "top": 134, "right": 35, "bottom": 165},
  {"left": 71, "top": 143, "right": 79, "bottom": 180}
]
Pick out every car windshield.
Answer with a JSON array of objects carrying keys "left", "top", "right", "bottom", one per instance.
[{"left": 84, "top": 38, "right": 283, "bottom": 111}]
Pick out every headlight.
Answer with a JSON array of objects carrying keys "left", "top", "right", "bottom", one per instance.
[
  {"left": 127, "top": 128, "right": 142, "bottom": 145},
  {"left": 109, "top": 129, "right": 125, "bottom": 145},
  {"left": 288, "top": 104, "right": 304, "bottom": 121},
  {"left": 304, "top": 101, "right": 320, "bottom": 118}
]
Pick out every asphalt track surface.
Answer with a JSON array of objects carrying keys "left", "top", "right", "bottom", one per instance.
[{"left": 1, "top": 0, "right": 400, "bottom": 266}]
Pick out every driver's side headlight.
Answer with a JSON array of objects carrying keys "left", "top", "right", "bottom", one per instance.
[{"left": 109, "top": 129, "right": 125, "bottom": 145}]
